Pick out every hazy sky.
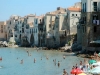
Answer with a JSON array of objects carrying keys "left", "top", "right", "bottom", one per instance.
[{"left": 0, "top": 0, "right": 80, "bottom": 21}]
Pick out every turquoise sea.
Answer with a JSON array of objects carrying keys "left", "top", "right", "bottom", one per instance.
[{"left": 0, "top": 48, "right": 83, "bottom": 75}]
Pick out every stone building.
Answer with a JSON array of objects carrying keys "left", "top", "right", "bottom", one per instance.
[
  {"left": 81, "top": 0, "right": 100, "bottom": 51},
  {"left": 0, "top": 21, "right": 7, "bottom": 41},
  {"left": 44, "top": 7, "right": 67, "bottom": 48},
  {"left": 67, "top": 6, "right": 81, "bottom": 45},
  {"left": 54, "top": 13, "right": 67, "bottom": 48}
]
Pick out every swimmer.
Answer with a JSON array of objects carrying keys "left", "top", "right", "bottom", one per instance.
[
  {"left": 46, "top": 56, "right": 48, "bottom": 60},
  {"left": 41, "top": 57, "right": 42, "bottom": 60},
  {"left": 34, "top": 58, "right": 36, "bottom": 63},
  {"left": 58, "top": 61, "right": 60, "bottom": 67},
  {"left": 21, "top": 59, "right": 23, "bottom": 64},
  {"left": 63, "top": 56, "right": 65, "bottom": 59}
]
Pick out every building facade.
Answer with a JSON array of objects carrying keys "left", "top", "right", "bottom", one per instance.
[
  {"left": 0, "top": 21, "right": 7, "bottom": 41},
  {"left": 67, "top": 6, "right": 81, "bottom": 45},
  {"left": 81, "top": 0, "right": 100, "bottom": 51}
]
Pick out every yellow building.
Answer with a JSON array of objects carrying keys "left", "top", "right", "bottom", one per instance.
[{"left": 0, "top": 21, "right": 7, "bottom": 41}]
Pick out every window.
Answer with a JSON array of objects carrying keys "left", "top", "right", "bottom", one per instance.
[
  {"left": 10, "top": 21, "right": 11, "bottom": 24},
  {"left": 22, "top": 28, "right": 24, "bottom": 33},
  {"left": 65, "top": 31, "right": 66, "bottom": 36},
  {"left": 76, "top": 14, "right": 77, "bottom": 16},
  {"left": 40, "top": 19, "right": 41, "bottom": 23},
  {"left": 83, "top": 4, "right": 84, "bottom": 12},
  {"left": 93, "top": 2, "right": 97, "bottom": 11},
  {"left": 94, "top": 26, "right": 97, "bottom": 32},
  {"left": 1, "top": 29, "right": 3, "bottom": 33},
  {"left": 85, "top": 3, "right": 86, "bottom": 12},
  {"left": 15, "top": 35, "right": 17, "bottom": 37},
  {"left": 83, "top": 26, "right": 84, "bottom": 33},
  {"left": 49, "top": 24, "right": 51, "bottom": 28},
  {"left": 32, "top": 29, "right": 33, "bottom": 33},
  {"left": 36, "top": 19, "right": 37, "bottom": 24},
  {"left": 1, "top": 25, "right": 3, "bottom": 28},
  {"left": 36, "top": 28, "right": 37, "bottom": 33},
  {"left": 72, "top": 14, "right": 74, "bottom": 16},
  {"left": 30, "top": 29, "right": 31, "bottom": 33}
]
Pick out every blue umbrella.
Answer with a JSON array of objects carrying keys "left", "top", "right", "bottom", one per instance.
[{"left": 89, "top": 60, "right": 96, "bottom": 64}]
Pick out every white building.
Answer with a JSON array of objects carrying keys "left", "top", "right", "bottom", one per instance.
[{"left": 67, "top": 7, "right": 81, "bottom": 35}]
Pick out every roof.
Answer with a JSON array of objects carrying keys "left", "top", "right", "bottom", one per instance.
[{"left": 67, "top": 7, "right": 81, "bottom": 12}]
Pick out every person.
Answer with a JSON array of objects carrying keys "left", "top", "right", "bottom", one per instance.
[
  {"left": 46, "top": 56, "right": 48, "bottom": 60},
  {"left": 58, "top": 61, "right": 60, "bottom": 67},
  {"left": 63, "top": 69, "right": 68, "bottom": 75},
  {"left": 34, "top": 58, "right": 36, "bottom": 63},
  {"left": 63, "top": 56, "right": 66, "bottom": 59},
  {"left": 63, "top": 69, "right": 66, "bottom": 73},
  {"left": 79, "top": 62, "right": 83, "bottom": 70},
  {"left": 21, "top": 59, "right": 23, "bottom": 64},
  {"left": 41, "top": 57, "right": 42, "bottom": 60},
  {"left": 75, "top": 64, "right": 78, "bottom": 68}
]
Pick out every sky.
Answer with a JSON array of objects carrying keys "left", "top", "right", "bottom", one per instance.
[{"left": 0, "top": 0, "right": 81, "bottom": 21}]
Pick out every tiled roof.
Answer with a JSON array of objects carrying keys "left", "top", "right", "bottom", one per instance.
[{"left": 67, "top": 7, "right": 81, "bottom": 12}]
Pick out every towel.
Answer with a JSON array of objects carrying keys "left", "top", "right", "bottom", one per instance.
[
  {"left": 93, "top": 20, "right": 96, "bottom": 24},
  {"left": 97, "top": 20, "right": 99, "bottom": 25}
]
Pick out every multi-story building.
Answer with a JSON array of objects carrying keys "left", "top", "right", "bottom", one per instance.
[
  {"left": 6, "top": 15, "right": 21, "bottom": 43},
  {"left": 44, "top": 7, "right": 67, "bottom": 48},
  {"left": 54, "top": 13, "right": 67, "bottom": 47},
  {"left": 0, "top": 21, "right": 7, "bottom": 41},
  {"left": 81, "top": 0, "right": 100, "bottom": 51},
  {"left": 37, "top": 16, "right": 45, "bottom": 47},
  {"left": 67, "top": 3, "right": 81, "bottom": 45}
]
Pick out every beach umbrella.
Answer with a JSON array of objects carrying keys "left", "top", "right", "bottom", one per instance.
[
  {"left": 70, "top": 68, "right": 83, "bottom": 74},
  {"left": 78, "top": 73, "right": 87, "bottom": 75},
  {"left": 89, "top": 60, "right": 96, "bottom": 64},
  {"left": 88, "top": 66, "right": 100, "bottom": 74},
  {"left": 98, "top": 53, "right": 100, "bottom": 56},
  {"left": 92, "top": 62, "right": 100, "bottom": 66}
]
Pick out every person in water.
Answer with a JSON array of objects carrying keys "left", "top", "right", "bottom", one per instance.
[
  {"left": 58, "top": 61, "right": 60, "bottom": 67},
  {"left": 63, "top": 56, "right": 66, "bottom": 59},
  {"left": 21, "top": 59, "right": 23, "bottom": 64},
  {"left": 34, "top": 58, "right": 36, "bottom": 63},
  {"left": 41, "top": 57, "right": 42, "bottom": 60},
  {"left": 63, "top": 69, "right": 68, "bottom": 75}
]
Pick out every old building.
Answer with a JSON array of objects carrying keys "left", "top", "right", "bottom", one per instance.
[
  {"left": 0, "top": 21, "right": 7, "bottom": 41},
  {"left": 44, "top": 7, "right": 67, "bottom": 48},
  {"left": 54, "top": 13, "right": 67, "bottom": 48},
  {"left": 67, "top": 3, "right": 81, "bottom": 45},
  {"left": 81, "top": 0, "right": 100, "bottom": 51}
]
